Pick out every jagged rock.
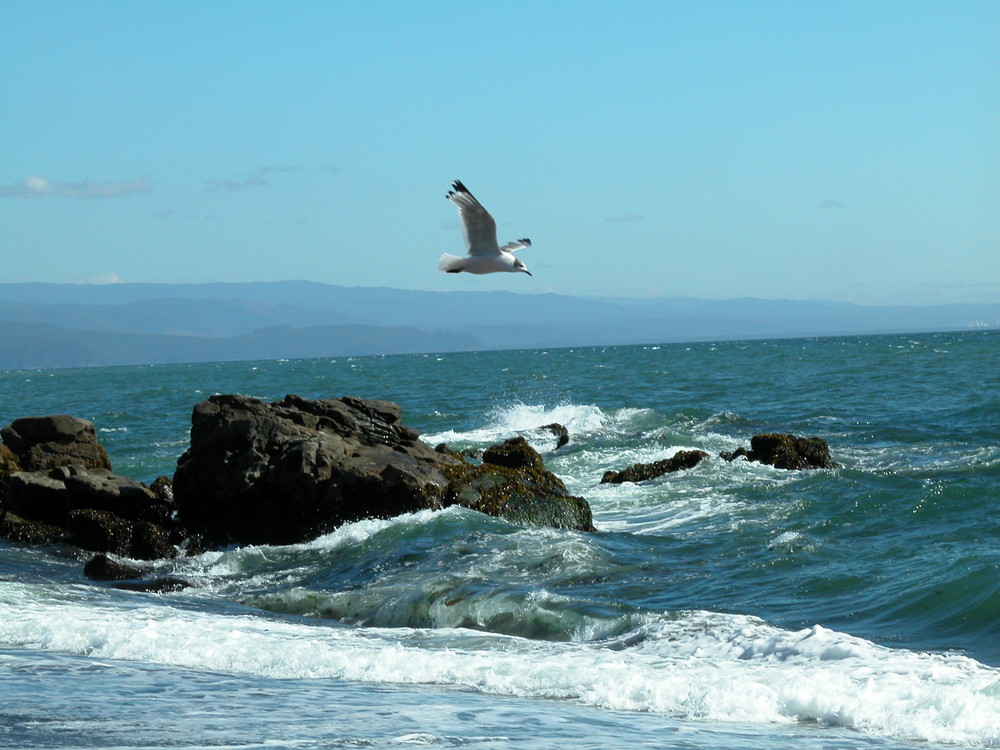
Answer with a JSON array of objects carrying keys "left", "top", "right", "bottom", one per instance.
[
  {"left": 720, "top": 433, "right": 837, "bottom": 470},
  {"left": 601, "top": 450, "right": 709, "bottom": 484},
  {"left": 1, "top": 434, "right": 177, "bottom": 557},
  {"left": 173, "top": 394, "right": 595, "bottom": 545},
  {"left": 1, "top": 415, "right": 111, "bottom": 472},
  {"left": 540, "top": 423, "right": 569, "bottom": 449}
]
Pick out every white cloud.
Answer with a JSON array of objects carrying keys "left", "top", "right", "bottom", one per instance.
[{"left": 0, "top": 175, "right": 152, "bottom": 199}]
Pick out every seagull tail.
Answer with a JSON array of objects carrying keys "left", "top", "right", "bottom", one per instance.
[{"left": 438, "top": 253, "right": 466, "bottom": 274}]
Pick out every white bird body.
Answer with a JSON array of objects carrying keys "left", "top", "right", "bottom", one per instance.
[{"left": 439, "top": 180, "right": 532, "bottom": 276}]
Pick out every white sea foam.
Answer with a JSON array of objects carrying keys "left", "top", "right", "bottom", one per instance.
[
  {"left": 422, "top": 402, "right": 650, "bottom": 451},
  {"left": 1, "top": 585, "right": 997, "bottom": 747}
]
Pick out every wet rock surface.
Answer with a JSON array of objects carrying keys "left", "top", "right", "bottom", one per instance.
[
  {"left": 720, "top": 433, "right": 837, "bottom": 470},
  {"left": 601, "top": 450, "right": 710, "bottom": 484}
]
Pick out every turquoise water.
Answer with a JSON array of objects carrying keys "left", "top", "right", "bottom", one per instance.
[{"left": 1, "top": 330, "right": 998, "bottom": 748}]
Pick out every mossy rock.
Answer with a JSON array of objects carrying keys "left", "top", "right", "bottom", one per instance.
[{"left": 601, "top": 450, "right": 709, "bottom": 484}]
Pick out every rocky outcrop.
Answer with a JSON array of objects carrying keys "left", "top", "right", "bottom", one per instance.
[
  {"left": 173, "top": 395, "right": 594, "bottom": 545},
  {"left": 1, "top": 415, "right": 111, "bottom": 472},
  {"left": 1, "top": 414, "right": 179, "bottom": 558},
  {"left": 601, "top": 450, "right": 709, "bottom": 484},
  {"left": 1, "top": 465, "right": 179, "bottom": 559},
  {"left": 720, "top": 433, "right": 837, "bottom": 470}
]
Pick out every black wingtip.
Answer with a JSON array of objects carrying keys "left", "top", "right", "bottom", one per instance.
[{"left": 519, "top": 238, "right": 531, "bottom": 246}]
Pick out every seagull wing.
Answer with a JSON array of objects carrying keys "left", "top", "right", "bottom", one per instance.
[
  {"left": 447, "top": 180, "right": 500, "bottom": 257},
  {"left": 500, "top": 238, "right": 532, "bottom": 253}
]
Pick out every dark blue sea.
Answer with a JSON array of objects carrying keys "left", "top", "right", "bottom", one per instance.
[{"left": 2, "top": 330, "right": 998, "bottom": 748}]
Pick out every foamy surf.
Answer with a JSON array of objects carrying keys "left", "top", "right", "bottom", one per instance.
[{"left": 0, "top": 583, "right": 996, "bottom": 747}]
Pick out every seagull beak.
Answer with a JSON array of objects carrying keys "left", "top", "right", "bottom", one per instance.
[{"left": 522, "top": 269, "right": 533, "bottom": 277}]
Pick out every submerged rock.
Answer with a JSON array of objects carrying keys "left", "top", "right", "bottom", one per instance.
[
  {"left": 601, "top": 450, "right": 709, "bottom": 484},
  {"left": 173, "top": 394, "right": 595, "bottom": 545},
  {"left": 540, "top": 423, "right": 570, "bottom": 449},
  {"left": 720, "top": 433, "right": 837, "bottom": 470},
  {"left": 84, "top": 553, "right": 192, "bottom": 593}
]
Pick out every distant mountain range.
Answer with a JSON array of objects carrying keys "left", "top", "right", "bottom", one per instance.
[{"left": 0, "top": 281, "right": 997, "bottom": 370}]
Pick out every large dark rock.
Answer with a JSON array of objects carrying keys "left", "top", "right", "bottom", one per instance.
[
  {"left": 720, "top": 433, "right": 837, "bottom": 470},
  {"left": 601, "top": 450, "right": 710, "bottom": 484},
  {"left": 1, "top": 415, "right": 111, "bottom": 472},
  {"left": 173, "top": 394, "right": 594, "bottom": 545}
]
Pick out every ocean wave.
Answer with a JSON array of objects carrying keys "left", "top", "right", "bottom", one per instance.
[{"left": 1, "top": 586, "right": 996, "bottom": 747}]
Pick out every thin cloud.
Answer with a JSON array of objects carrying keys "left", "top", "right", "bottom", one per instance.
[
  {"left": 205, "top": 166, "right": 299, "bottom": 192},
  {"left": 819, "top": 200, "right": 848, "bottom": 209},
  {"left": 76, "top": 272, "right": 122, "bottom": 285},
  {"left": 0, "top": 175, "right": 151, "bottom": 199},
  {"left": 605, "top": 213, "right": 644, "bottom": 222},
  {"left": 155, "top": 208, "right": 219, "bottom": 221}
]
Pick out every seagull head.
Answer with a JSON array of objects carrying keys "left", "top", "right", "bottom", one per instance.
[{"left": 514, "top": 258, "right": 532, "bottom": 277}]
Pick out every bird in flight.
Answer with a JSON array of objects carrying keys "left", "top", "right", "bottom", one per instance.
[{"left": 439, "top": 180, "right": 532, "bottom": 276}]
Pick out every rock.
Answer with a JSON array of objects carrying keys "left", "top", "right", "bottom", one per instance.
[
  {"left": 113, "top": 577, "right": 191, "bottom": 594},
  {"left": 540, "top": 423, "right": 569, "bottom": 449},
  {"left": 150, "top": 475, "right": 174, "bottom": 504},
  {"left": 601, "top": 450, "right": 709, "bottom": 484},
  {"left": 1, "top": 415, "right": 111, "bottom": 472},
  {"left": 4, "top": 470, "right": 75, "bottom": 525},
  {"left": 482, "top": 437, "right": 546, "bottom": 471},
  {"left": 129, "top": 520, "right": 176, "bottom": 560},
  {"left": 67, "top": 509, "right": 134, "bottom": 556},
  {"left": 0, "top": 444, "right": 21, "bottom": 516},
  {"left": 0, "top": 511, "right": 64, "bottom": 545},
  {"left": 63, "top": 470, "right": 163, "bottom": 521},
  {"left": 173, "top": 394, "right": 595, "bottom": 545},
  {"left": 443, "top": 457, "right": 595, "bottom": 532},
  {"left": 84, "top": 553, "right": 146, "bottom": 581},
  {"left": 720, "top": 433, "right": 837, "bottom": 470},
  {"left": 3, "top": 465, "right": 177, "bottom": 553},
  {"left": 84, "top": 554, "right": 191, "bottom": 592}
]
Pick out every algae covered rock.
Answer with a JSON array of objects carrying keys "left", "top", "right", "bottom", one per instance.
[
  {"left": 445, "top": 437, "right": 594, "bottom": 532},
  {"left": 601, "top": 449, "right": 709, "bottom": 484},
  {"left": 720, "top": 433, "right": 837, "bottom": 470}
]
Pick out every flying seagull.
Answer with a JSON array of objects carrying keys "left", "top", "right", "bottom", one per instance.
[{"left": 439, "top": 180, "right": 532, "bottom": 276}]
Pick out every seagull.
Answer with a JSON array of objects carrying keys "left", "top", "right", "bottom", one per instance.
[{"left": 439, "top": 180, "right": 532, "bottom": 276}]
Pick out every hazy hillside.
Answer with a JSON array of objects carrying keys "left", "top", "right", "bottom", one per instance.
[{"left": 0, "top": 281, "right": 996, "bottom": 370}]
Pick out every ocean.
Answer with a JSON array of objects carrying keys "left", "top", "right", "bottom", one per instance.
[{"left": 1, "top": 330, "right": 998, "bottom": 749}]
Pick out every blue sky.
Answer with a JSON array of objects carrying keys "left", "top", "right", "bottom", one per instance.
[{"left": 1, "top": 1, "right": 997, "bottom": 304}]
